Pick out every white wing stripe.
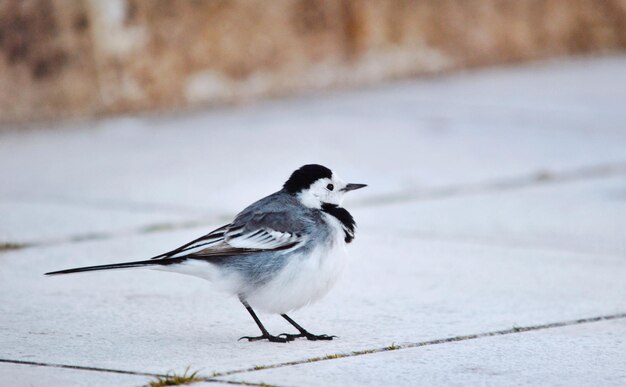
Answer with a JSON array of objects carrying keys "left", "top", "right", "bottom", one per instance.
[{"left": 227, "top": 228, "right": 301, "bottom": 250}]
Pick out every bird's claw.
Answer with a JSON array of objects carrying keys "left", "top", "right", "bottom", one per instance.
[
  {"left": 278, "top": 332, "right": 336, "bottom": 341},
  {"left": 238, "top": 334, "right": 290, "bottom": 343}
]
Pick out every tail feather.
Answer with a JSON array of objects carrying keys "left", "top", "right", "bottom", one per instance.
[{"left": 45, "top": 257, "right": 186, "bottom": 276}]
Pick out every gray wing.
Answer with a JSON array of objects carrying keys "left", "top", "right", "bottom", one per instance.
[
  {"left": 151, "top": 192, "right": 311, "bottom": 260},
  {"left": 223, "top": 210, "right": 307, "bottom": 250}
]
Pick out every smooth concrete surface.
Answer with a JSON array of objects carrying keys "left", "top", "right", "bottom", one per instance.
[{"left": 1, "top": 56, "right": 625, "bottom": 386}]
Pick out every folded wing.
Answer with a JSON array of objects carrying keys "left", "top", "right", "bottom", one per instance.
[{"left": 150, "top": 210, "right": 309, "bottom": 261}]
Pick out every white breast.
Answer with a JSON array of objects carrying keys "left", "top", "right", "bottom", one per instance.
[{"left": 246, "top": 213, "right": 349, "bottom": 314}]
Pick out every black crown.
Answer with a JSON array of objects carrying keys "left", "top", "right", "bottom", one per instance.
[{"left": 283, "top": 164, "right": 332, "bottom": 193}]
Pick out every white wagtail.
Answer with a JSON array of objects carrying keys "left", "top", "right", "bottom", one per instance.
[{"left": 46, "top": 164, "right": 366, "bottom": 343}]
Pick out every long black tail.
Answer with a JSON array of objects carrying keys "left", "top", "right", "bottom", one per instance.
[{"left": 45, "top": 257, "right": 186, "bottom": 276}]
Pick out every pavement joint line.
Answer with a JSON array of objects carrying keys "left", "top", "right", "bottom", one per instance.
[
  {"left": 0, "top": 313, "right": 624, "bottom": 385},
  {"left": 0, "top": 217, "right": 221, "bottom": 255},
  {"left": 387, "top": 229, "right": 626, "bottom": 260},
  {"left": 0, "top": 242, "right": 31, "bottom": 252},
  {"left": 212, "top": 312, "right": 626, "bottom": 379},
  {"left": 354, "top": 162, "right": 626, "bottom": 208},
  {"left": 0, "top": 359, "right": 159, "bottom": 378},
  {"left": 0, "top": 359, "right": 272, "bottom": 387},
  {"left": 2, "top": 161, "right": 626, "bottom": 255}
]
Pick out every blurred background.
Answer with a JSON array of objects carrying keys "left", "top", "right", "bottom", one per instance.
[{"left": 1, "top": 0, "right": 625, "bottom": 125}]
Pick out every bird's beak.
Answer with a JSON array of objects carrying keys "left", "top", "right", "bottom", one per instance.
[{"left": 342, "top": 183, "right": 368, "bottom": 192}]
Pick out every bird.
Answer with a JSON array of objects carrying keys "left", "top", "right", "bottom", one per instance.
[{"left": 46, "top": 164, "right": 366, "bottom": 343}]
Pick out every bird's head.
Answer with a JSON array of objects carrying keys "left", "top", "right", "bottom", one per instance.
[{"left": 283, "top": 164, "right": 367, "bottom": 208}]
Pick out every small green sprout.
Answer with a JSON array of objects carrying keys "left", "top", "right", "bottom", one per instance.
[
  {"left": 385, "top": 343, "right": 401, "bottom": 351},
  {"left": 146, "top": 367, "right": 202, "bottom": 387}
]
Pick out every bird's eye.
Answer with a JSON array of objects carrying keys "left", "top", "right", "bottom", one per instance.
[{"left": 326, "top": 184, "right": 334, "bottom": 191}]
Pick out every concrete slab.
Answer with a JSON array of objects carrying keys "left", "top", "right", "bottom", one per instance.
[
  {"left": 2, "top": 57, "right": 626, "bottom": 217},
  {"left": 0, "top": 361, "right": 150, "bottom": 387},
  {"left": 0, "top": 200, "right": 200, "bottom": 246},
  {"left": 356, "top": 175, "right": 626, "bottom": 256},
  {"left": 1, "top": 228, "right": 625, "bottom": 376},
  {"left": 218, "top": 318, "right": 626, "bottom": 386}
]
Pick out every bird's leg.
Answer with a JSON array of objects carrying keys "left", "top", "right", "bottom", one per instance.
[
  {"left": 238, "top": 298, "right": 289, "bottom": 343},
  {"left": 278, "top": 314, "right": 336, "bottom": 341}
]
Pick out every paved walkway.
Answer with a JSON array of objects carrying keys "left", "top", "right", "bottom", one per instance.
[{"left": 1, "top": 56, "right": 626, "bottom": 386}]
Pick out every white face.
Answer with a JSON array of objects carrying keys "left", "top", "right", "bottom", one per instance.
[{"left": 297, "top": 174, "right": 348, "bottom": 208}]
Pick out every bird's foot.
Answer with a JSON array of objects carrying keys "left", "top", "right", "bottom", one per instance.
[
  {"left": 239, "top": 334, "right": 290, "bottom": 343},
  {"left": 278, "top": 332, "right": 336, "bottom": 341}
]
